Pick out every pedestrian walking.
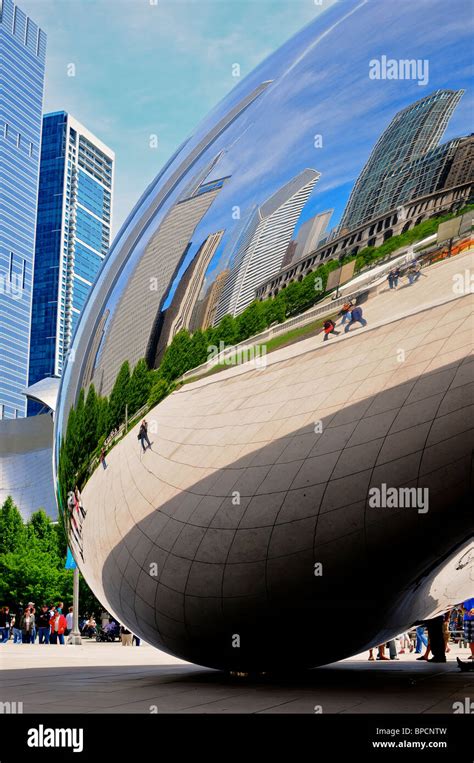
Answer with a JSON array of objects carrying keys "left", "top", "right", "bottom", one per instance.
[
  {"left": 0, "top": 606, "right": 11, "bottom": 643},
  {"left": 99, "top": 447, "right": 107, "bottom": 470},
  {"left": 407, "top": 261, "right": 422, "bottom": 285},
  {"left": 344, "top": 305, "right": 367, "bottom": 333},
  {"left": 322, "top": 319, "right": 340, "bottom": 342},
  {"left": 392, "top": 267, "right": 400, "bottom": 288},
  {"left": 138, "top": 419, "right": 152, "bottom": 452},
  {"left": 415, "top": 624, "right": 428, "bottom": 653},
  {"left": 37, "top": 604, "right": 51, "bottom": 644},
  {"left": 338, "top": 301, "right": 353, "bottom": 325},
  {"left": 387, "top": 270, "right": 395, "bottom": 289}
]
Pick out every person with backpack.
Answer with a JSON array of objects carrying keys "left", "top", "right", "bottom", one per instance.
[
  {"left": 344, "top": 305, "right": 367, "bottom": 333},
  {"left": 322, "top": 319, "right": 340, "bottom": 341}
]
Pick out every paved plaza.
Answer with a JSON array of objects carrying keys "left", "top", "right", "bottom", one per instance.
[{"left": 1, "top": 641, "right": 473, "bottom": 714}]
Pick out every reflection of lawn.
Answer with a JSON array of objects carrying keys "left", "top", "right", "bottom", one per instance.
[{"left": 183, "top": 315, "right": 337, "bottom": 385}]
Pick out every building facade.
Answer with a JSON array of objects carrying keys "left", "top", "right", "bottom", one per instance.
[
  {"left": 91, "top": 175, "right": 227, "bottom": 397},
  {"left": 340, "top": 90, "right": 464, "bottom": 230},
  {"left": 28, "top": 112, "right": 114, "bottom": 411},
  {"left": 0, "top": 0, "right": 46, "bottom": 419},
  {"left": 153, "top": 230, "right": 224, "bottom": 364},
  {"left": 293, "top": 210, "right": 333, "bottom": 261},
  {"left": 214, "top": 168, "right": 319, "bottom": 321}
]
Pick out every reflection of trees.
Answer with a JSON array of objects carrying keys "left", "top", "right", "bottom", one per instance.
[{"left": 58, "top": 204, "right": 474, "bottom": 507}]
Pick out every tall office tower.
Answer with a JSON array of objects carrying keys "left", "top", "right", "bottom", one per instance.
[
  {"left": 293, "top": 210, "right": 333, "bottom": 260},
  {"left": 198, "top": 269, "right": 230, "bottom": 331},
  {"left": 0, "top": 0, "right": 46, "bottom": 419},
  {"left": 28, "top": 112, "right": 114, "bottom": 411},
  {"left": 93, "top": 175, "right": 227, "bottom": 397},
  {"left": 215, "top": 168, "right": 319, "bottom": 320},
  {"left": 153, "top": 230, "right": 224, "bottom": 365},
  {"left": 340, "top": 90, "right": 464, "bottom": 230}
]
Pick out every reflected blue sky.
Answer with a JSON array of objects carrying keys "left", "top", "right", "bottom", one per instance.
[
  {"left": 162, "top": 0, "right": 473, "bottom": 301},
  {"left": 56, "top": 0, "right": 473, "bottom": 454}
]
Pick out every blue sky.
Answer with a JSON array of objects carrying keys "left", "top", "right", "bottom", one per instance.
[{"left": 20, "top": 0, "right": 332, "bottom": 233}]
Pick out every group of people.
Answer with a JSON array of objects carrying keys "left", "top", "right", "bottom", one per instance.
[
  {"left": 67, "top": 485, "right": 86, "bottom": 562},
  {"left": 323, "top": 301, "right": 367, "bottom": 341},
  {"left": 0, "top": 601, "right": 73, "bottom": 645},
  {"left": 387, "top": 260, "right": 423, "bottom": 290},
  {"left": 81, "top": 613, "right": 141, "bottom": 646},
  {"left": 368, "top": 599, "right": 474, "bottom": 665}
]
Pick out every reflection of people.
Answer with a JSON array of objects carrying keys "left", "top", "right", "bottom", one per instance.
[
  {"left": 75, "top": 486, "right": 86, "bottom": 519},
  {"left": 322, "top": 319, "right": 340, "bottom": 341},
  {"left": 462, "top": 597, "right": 474, "bottom": 660},
  {"left": 138, "top": 420, "right": 152, "bottom": 452},
  {"left": 338, "top": 301, "right": 353, "bottom": 325},
  {"left": 100, "top": 447, "right": 107, "bottom": 469},
  {"left": 417, "top": 616, "right": 446, "bottom": 663},
  {"left": 415, "top": 625, "right": 427, "bottom": 654},
  {"left": 344, "top": 306, "right": 367, "bottom": 333}
]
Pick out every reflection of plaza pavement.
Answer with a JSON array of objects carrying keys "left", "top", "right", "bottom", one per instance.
[
  {"left": 1, "top": 642, "right": 473, "bottom": 714},
  {"left": 78, "top": 249, "right": 473, "bottom": 669}
]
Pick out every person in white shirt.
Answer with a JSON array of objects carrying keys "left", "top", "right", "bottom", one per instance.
[{"left": 65, "top": 606, "right": 74, "bottom": 635}]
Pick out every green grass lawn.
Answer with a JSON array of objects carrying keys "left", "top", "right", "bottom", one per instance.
[{"left": 183, "top": 314, "right": 339, "bottom": 384}]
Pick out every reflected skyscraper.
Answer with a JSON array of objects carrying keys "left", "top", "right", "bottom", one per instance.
[
  {"left": 294, "top": 210, "right": 333, "bottom": 261},
  {"left": 340, "top": 90, "right": 464, "bottom": 230},
  {"left": 28, "top": 113, "right": 114, "bottom": 413},
  {"left": 0, "top": 0, "right": 46, "bottom": 419},
  {"left": 153, "top": 230, "right": 224, "bottom": 364},
  {"left": 93, "top": 175, "right": 228, "bottom": 396},
  {"left": 215, "top": 168, "right": 319, "bottom": 321}
]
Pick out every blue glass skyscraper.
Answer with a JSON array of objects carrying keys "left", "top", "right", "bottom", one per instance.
[
  {"left": 0, "top": 0, "right": 46, "bottom": 419},
  {"left": 28, "top": 112, "right": 114, "bottom": 410}
]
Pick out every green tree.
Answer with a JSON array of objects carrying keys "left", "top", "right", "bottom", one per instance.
[
  {"left": 108, "top": 360, "right": 130, "bottom": 430},
  {"left": 188, "top": 330, "right": 209, "bottom": 370},
  {"left": 147, "top": 378, "right": 171, "bottom": 409},
  {"left": 235, "top": 301, "right": 267, "bottom": 342},
  {"left": 0, "top": 496, "right": 25, "bottom": 553},
  {"left": 159, "top": 330, "right": 193, "bottom": 382},
  {"left": 83, "top": 384, "right": 99, "bottom": 457},
  {"left": 128, "top": 359, "right": 154, "bottom": 414},
  {"left": 213, "top": 314, "right": 237, "bottom": 346}
]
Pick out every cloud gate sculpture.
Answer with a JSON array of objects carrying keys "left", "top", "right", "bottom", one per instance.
[{"left": 55, "top": 0, "right": 474, "bottom": 670}]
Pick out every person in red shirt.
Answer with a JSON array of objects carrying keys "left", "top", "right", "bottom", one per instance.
[{"left": 49, "top": 608, "right": 67, "bottom": 645}]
